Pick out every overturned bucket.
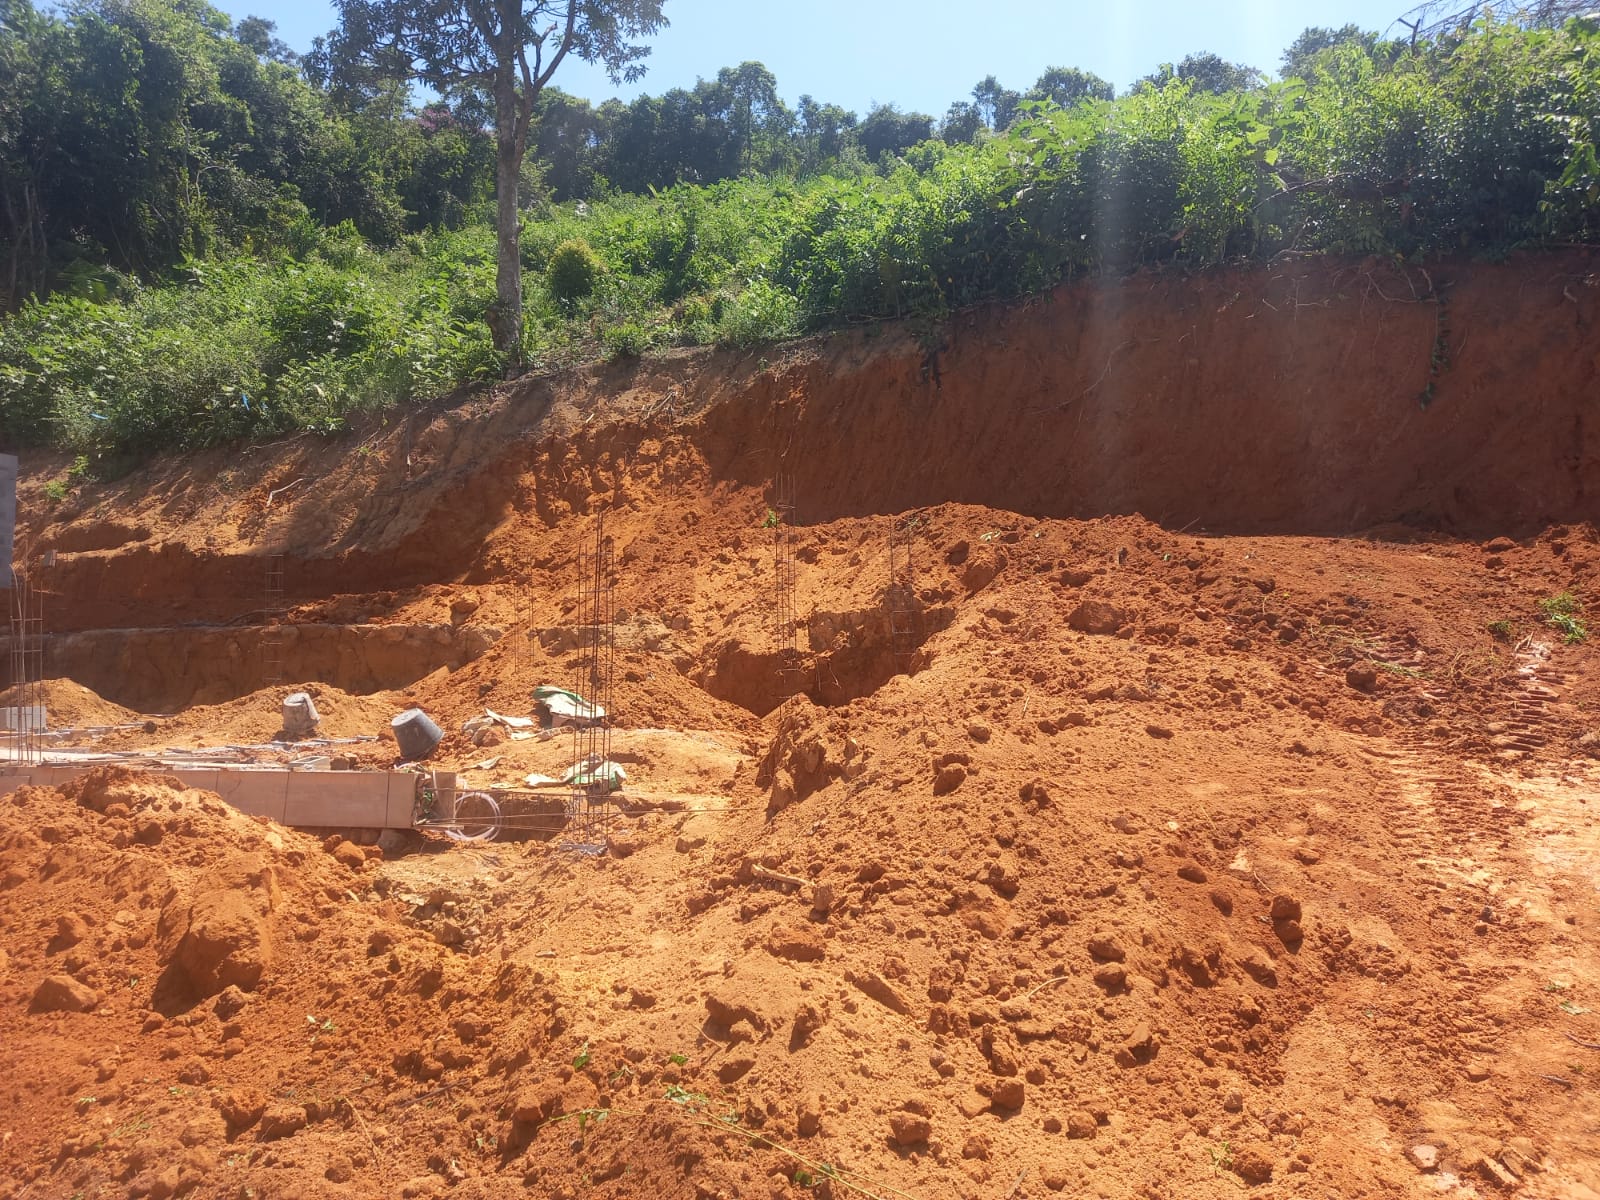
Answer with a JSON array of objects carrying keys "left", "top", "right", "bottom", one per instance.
[
  {"left": 391, "top": 707, "right": 443, "bottom": 761},
  {"left": 281, "top": 691, "right": 321, "bottom": 738}
]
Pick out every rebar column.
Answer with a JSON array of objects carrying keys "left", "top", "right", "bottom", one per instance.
[
  {"left": 261, "top": 553, "right": 286, "bottom": 689},
  {"left": 888, "top": 516, "right": 920, "bottom": 675},
  {"left": 561, "top": 515, "right": 618, "bottom": 854},
  {"left": 7, "top": 568, "right": 46, "bottom": 764},
  {"left": 771, "top": 466, "right": 807, "bottom": 699}
]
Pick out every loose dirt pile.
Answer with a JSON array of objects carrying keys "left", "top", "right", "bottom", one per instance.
[
  {"left": 0, "top": 679, "right": 138, "bottom": 728},
  {"left": 3, "top": 255, "right": 1600, "bottom": 1199}
]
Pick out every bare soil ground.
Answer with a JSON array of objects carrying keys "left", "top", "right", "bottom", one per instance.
[{"left": 3, "top": 255, "right": 1599, "bottom": 1199}]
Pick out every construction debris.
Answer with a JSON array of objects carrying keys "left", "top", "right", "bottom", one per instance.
[
  {"left": 280, "top": 691, "right": 320, "bottom": 737},
  {"left": 533, "top": 685, "right": 604, "bottom": 729},
  {"left": 563, "top": 755, "right": 625, "bottom": 793},
  {"left": 390, "top": 707, "right": 443, "bottom": 760}
]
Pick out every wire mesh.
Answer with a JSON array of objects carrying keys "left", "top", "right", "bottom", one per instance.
[
  {"left": 6, "top": 568, "right": 47, "bottom": 765},
  {"left": 261, "top": 554, "right": 286, "bottom": 689},
  {"left": 888, "top": 516, "right": 921, "bottom": 675},
  {"left": 771, "top": 466, "right": 808, "bottom": 699},
  {"left": 561, "top": 517, "right": 618, "bottom": 854}
]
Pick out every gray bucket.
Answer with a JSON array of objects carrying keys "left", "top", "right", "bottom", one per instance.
[
  {"left": 391, "top": 707, "right": 443, "bottom": 760},
  {"left": 281, "top": 691, "right": 320, "bottom": 737}
]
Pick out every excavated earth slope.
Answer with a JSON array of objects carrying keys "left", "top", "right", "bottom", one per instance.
[{"left": 2, "top": 252, "right": 1599, "bottom": 1200}]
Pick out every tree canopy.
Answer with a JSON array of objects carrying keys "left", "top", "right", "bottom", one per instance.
[
  {"left": 1028, "top": 65, "right": 1114, "bottom": 107},
  {"left": 312, "top": 0, "right": 668, "bottom": 357},
  {"left": 7, "top": 3, "right": 1600, "bottom": 459},
  {"left": 1142, "top": 52, "right": 1265, "bottom": 94}
]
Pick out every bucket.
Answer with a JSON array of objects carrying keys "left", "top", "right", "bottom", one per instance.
[
  {"left": 391, "top": 707, "right": 443, "bottom": 760},
  {"left": 281, "top": 691, "right": 320, "bottom": 737}
]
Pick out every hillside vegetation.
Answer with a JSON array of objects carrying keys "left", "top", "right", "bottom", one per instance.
[{"left": 4, "top": 4, "right": 1600, "bottom": 459}]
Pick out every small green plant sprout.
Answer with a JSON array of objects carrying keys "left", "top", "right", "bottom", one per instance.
[
  {"left": 305, "top": 1013, "right": 335, "bottom": 1034},
  {"left": 572, "top": 1040, "right": 591, "bottom": 1071},
  {"left": 667, "top": 1052, "right": 688, "bottom": 1066},
  {"left": 44, "top": 479, "right": 69, "bottom": 502},
  {"left": 541, "top": 1105, "right": 610, "bottom": 1134},
  {"left": 762, "top": 508, "right": 780, "bottom": 530},
  {"left": 75, "top": 1095, "right": 98, "bottom": 1111},
  {"left": 793, "top": 1169, "right": 815, "bottom": 1187},
  {"left": 1539, "top": 591, "right": 1588, "bottom": 644},
  {"left": 1210, "top": 1138, "right": 1235, "bottom": 1173},
  {"left": 1486, "top": 618, "right": 1516, "bottom": 642},
  {"left": 664, "top": 1083, "right": 707, "bottom": 1109}
]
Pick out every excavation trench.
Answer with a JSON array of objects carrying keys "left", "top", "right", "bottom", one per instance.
[
  {"left": 692, "top": 602, "right": 956, "bottom": 717},
  {"left": 0, "top": 623, "right": 503, "bottom": 712},
  {"left": 11, "top": 251, "right": 1600, "bottom": 729}
]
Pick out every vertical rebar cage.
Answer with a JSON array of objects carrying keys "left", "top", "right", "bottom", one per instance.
[
  {"left": 562, "top": 517, "right": 617, "bottom": 853},
  {"left": 771, "top": 466, "right": 807, "bottom": 699},
  {"left": 7, "top": 568, "right": 46, "bottom": 765},
  {"left": 888, "top": 517, "right": 920, "bottom": 675},
  {"left": 261, "top": 553, "right": 286, "bottom": 689}
]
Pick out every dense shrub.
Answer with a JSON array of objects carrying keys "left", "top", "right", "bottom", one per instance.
[
  {"left": 0, "top": 229, "right": 503, "bottom": 456},
  {"left": 546, "top": 238, "right": 604, "bottom": 305}
]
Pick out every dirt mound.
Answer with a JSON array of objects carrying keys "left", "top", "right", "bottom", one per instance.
[
  {"left": 0, "top": 678, "right": 138, "bottom": 727},
  {"left": 89, "top": 683, "right": 403, "bottom": 755},
  {"left": 4, "top": 767, "right": 340, "bottom": 1014},
  {"left": 0, "top": 768, "right": 559, "bottom": 1197}
]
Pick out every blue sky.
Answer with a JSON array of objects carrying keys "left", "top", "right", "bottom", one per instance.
[{"left": 224, "top": 0, "right": 1417, "bottom": 113}]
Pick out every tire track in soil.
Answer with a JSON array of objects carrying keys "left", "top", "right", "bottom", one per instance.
[{"left": 1346, "top": 637, "right": 1600, "bottom": 1195}]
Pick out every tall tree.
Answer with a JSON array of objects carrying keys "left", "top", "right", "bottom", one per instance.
[
  {"left": 970, "top": 74, "right": 1020, "bottom": 129},
  {"left": 709, "top": 61, "right": 786, "bottom": 174},
  {"left": 319, "top": 0, "right": 668, "bottom": 362},
  {"left": 1280, "top": 25, "right": 1376, "bottom": 78},
  {"left": 940, "top": 99, "right": 982, "bottom": 145},
  {"left": 858, "top": 103, "right": 932, "bottom": 162},
  {"left": 1142, "top": 52, "right": 1263, "bottom": 95},
  {"left": 795, "top": 94, "right": 856, "bottom": 174},
  {"left": 235, "top": 15, "right": 298, "bottom": 64},
  {"left": 531, "top": 87, "right": 606, "bottom": 199},
  {"left": 1026, "top": 65, "right": 1113, "bottom": 107}
]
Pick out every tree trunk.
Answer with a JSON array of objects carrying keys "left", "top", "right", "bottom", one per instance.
[{"left": 490, "top": 62, "right": 524, "bottom": 363}]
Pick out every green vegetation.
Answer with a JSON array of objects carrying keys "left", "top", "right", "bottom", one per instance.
[
  {"left": 0, "top": 226, "right": 503, "bottom": 455},
  {"left": 547, "top": 239, "right": 604, "bottom": 306},
  {"left": 6, "top": 4, "right": 1600, "bottom": 459},
  {"left": 1539, "top": 591, "right": 1589, "bottom": 643}
]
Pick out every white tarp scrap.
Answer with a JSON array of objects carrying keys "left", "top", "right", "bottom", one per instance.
[
  {"left": 532, "top": 686, "right": 605, "bottom": 729},
  {"left": 484, "top": 708, "right": 534, "bottom": 728},
  {"left": 563, "top": 756, "right": 625, "bottom": 793}
]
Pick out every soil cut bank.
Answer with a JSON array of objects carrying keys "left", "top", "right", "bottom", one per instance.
[{"left": 1, "top": 252, "right": 1598, "bottom": 1199}]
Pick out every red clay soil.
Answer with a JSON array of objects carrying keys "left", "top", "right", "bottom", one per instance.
[{"left": 2, "top": 253, "right": 1600, "bottom": 1200}]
